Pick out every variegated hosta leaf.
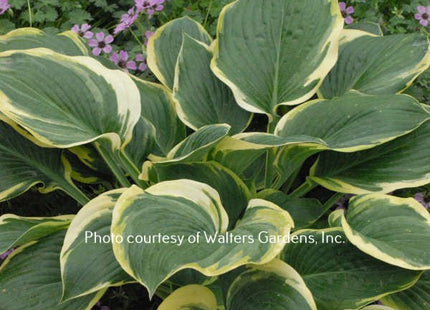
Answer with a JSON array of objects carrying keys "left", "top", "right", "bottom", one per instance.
[
  {"left": 211, "top": 136, "right": 269, "bottom": 178},
  {"left": 310, "top": 121, "right": 430, "bottom": 194},
  {"left": 341, "top": 194, "right": 430, "bottom": 270},
  {"left": 0, "top": 27, "right": 88, "bottom": 55},
  {"left": 149, "top": 161, "right": 251, "bottom": 228},
  {"left": 147, "top": 16, "right": 212, "bottom": 89},
  {"left": 158, "top": 285, "right": 217, "bottom": 310},
  {"left": 64, "top": 150, "right": 111, "bottom": 184},
  {"left": 345, "top": 22, "right": 383, "bottom": 36},
  {"left": 60, "top": 190, "right": 133, "bottom": 302},
  {"left": 0, "top": 49, "right": 141, "bottom": 150},
  {"left": 319, "top": 30, "right": 430, "bottom": 98},
  {"left": 282, "top": 229, "right": 421, "bottom": 310},
  {"left": 152, "top": 124, "right": 231, "bottom": 164},
  {"left": 0, "top": 230, "right": 105, "bottom": 310},
  {"left": 0, "top": 120, "right": 89, "bottom": 204},
  {"left": 69, "top": 145, "right": 110, "bottom": 173},
  {"left": 121, "top": 116, "right": 156, "bottom": 170},
  {"left": 328, "top": 209, "right": 344, "bottom": 227},
  {"left": 226, "top": 259, "right": 317, "bottom": 310},
  {"left": 211, "top": 0, "right": 343, "bottom": 115},
  {"left": 273, "top": 92, "right": 429, "bottom": 181},
  {"left": 173, "top": 35, "right": 251, "bottom": 133},
  {"left": 275, "top": 92, "right": 429, "bottom": 152},
  {"left": 111, "top": 180, "right": 293, "bottom": 296},
  {"left": 258, "top": 189, "right": 326, "bottom": 230},
  {"left": 381, "top": 271, "right": 430, "bottom": 310},
  {"left": 0, "top": 214, "right": 72, "bottom": 253},
  {"left": 132, "top": 77, "right": 185, "bottom": 156}
]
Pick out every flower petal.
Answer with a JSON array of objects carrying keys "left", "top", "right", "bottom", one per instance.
[
  {"left": 135, "top": 53, "right": 145, "bottom": 62},
  {"left": 344, "top": 16, "right": 353, "bottom": 24},
  {"left": 103, "top": 45, "right": 113, "bottom": 54},
  {"left": 346, "top": 6, "right": 354, "bottom": 14},
  {"left": 139, "top": 62, "right": 147, "bottom": 72},
  {"left": 417, "top": 5, "right": 426, "bottom": 14},
  {"left": 119, "top": 50, "right": 129, "bottom": 61},
  {"left": 420, "top": 19, "right": 429, "bottom": 27},
  {"left": 83, "top": 31, "right": 94, "bottom": 39},
  {"left": 339, "top": 2, "right": 346, "bottom": 11},
  {"left": 415, "top": 13, "right": 423, "bottom": 21},
  {"left": 126, "top": 61, "right": 137, "bottom": 70},
  {"left": 105, "top": 35, "right": 114, "bottom": 44},
  {"left": 71, "top": 25, "right": 80, "bottom": 33},
  {"left": 81, "top": 24, "right": 91, "bottom": 32},
  {"left": 110, "top": 53, "right": 119, "bottom": 64},
  {"left": 88, "top": 39, "right": 98, "bottom": 47},
  {"left": 96, "top": 32, "right": 105, "bottom": 42},
  {"left": 92, "top": 47, "right": 102, "bottom": 56}
]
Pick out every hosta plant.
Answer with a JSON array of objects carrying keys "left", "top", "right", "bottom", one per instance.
[{"left": 0, "top": 0, "right": 430, "bottom": 309}]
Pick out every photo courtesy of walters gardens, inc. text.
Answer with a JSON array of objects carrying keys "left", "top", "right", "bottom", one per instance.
[{"left": 0, "top": 0, "right": 429, "bottom": 310}]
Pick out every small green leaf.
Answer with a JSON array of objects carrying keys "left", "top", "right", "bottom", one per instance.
[
  {"left": 0, "top": 120, "right": 88, "bottom": 204},
  {"left": 310, "top": 121, "right": 430, "bottom": 194},
  {"left": 132, "top": 77, "right": 186, "bottom": 156},
  {"left": 60, "top": 190, "right": 133, "bottom": 301},
  {"left": 0, "top": 214, "right": 72, "bottom": 253},
  {"left": 341, "top": 194, "right": 430, "bottom": 270},
  {"left": 258, "top": 189, "right": 326, "bottom": 229},
  {"left": 319, "top": 31, "right": 430, "bottom": 98},
  {"left": 147, "top": 16, "right": 212, "bottom": 89},
  {"left": 173, "top": 35, "right": 251, "bottom": 133},
  {"left": 0, "top": 231, "right": 105, "bottom": 310}
]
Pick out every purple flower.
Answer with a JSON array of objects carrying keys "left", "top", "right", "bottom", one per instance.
[
  {"left": 415, "top": 6, "right": 430, "bottom": 27},
  {"left": 71, "top": 24, "right": 94, "bottom": 39},
  {"left": 88, "top": 32, "right": 114, "bottom": 56},
  {"left": 135, "top": 53, "right": 147, "bottom": 72},
  {"left": 0, "top": 248, "right": 14, "bottom": 260},
  {"left": 135, "top": 0, "right": 165, "bottom": 16},
  {"left": 144, "top": 31, "right": 154, "bottom": 46},
  {"left": 0, "top": 0, "right": 10, "bottom": 15},
  {"left": 111, "top": 51, "right": 137, "bottom": 72},
  {"left": 114, "top": 8, "right": 139, "bottom": 34},
  {"left": 415, "top": 192, "right": 430, "bottom": 209},
  {"left": 339, "top": 2, "right": 354, "bottom": 24}
]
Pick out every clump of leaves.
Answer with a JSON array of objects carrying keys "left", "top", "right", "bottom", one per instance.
[{"left": 0, "top": 1, "right": 429, "bottom": 310}]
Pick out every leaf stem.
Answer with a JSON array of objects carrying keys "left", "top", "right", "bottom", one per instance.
[
  {"left": 264, "top": 114, "right": 281, "bottom": 188},
  {"left": 119, "top": 152, "right": 149, "bottom": 189},
  {"left": 130, "top": 28, "right": 144, "bottom": 49},
  {"left": 323, "top": 192, "right": 344, "bottom": 212},
  {"left": 26, "top": 0, "right": 32, "bottom": 27},
  {"left": 203, "top": 0, "right": 213, "bottom": 28},
  {"left": 60, "top": 183, "right": 90, "bottom": 206},
  {"left": 289, "top": 178, "right": 317, "bottom": 198},
  {"left": 94, "top": 142, "right": 131, "bottom": 188}
]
